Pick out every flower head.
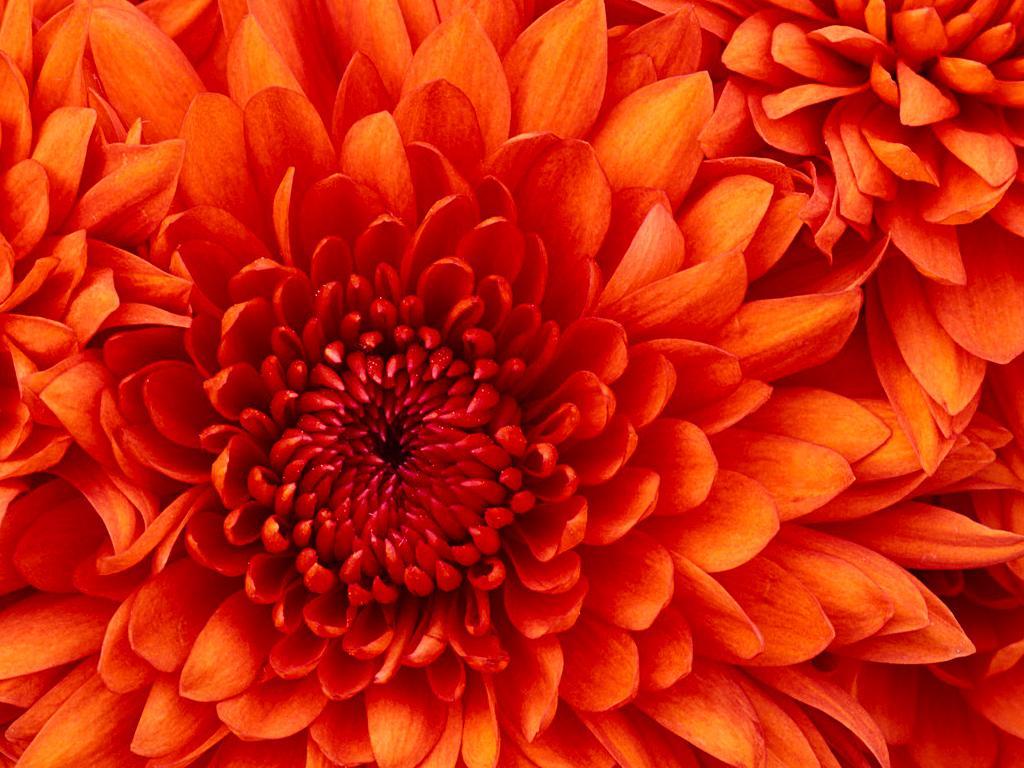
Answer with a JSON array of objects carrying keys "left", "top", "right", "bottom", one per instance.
[{"left": 1, "top": 2, "right": 1024, "bottom": 768}]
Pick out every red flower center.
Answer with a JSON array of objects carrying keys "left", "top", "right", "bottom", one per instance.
[{"left": 216, "top": 281, "right": 547, "bottom": 609}]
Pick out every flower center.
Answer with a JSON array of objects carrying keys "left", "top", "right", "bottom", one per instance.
[{"left": 220, "top": 283, "right": 539, "bottom": 608}]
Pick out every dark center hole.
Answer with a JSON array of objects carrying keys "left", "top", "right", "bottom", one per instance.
[{"left": 373, "top": 423, "right": 407, "bottom": 469}]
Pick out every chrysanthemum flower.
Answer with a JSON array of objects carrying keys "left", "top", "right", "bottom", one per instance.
[
  {"left": 2, "top": 1, "right": 1024, "bottom": 767},
  {"left": 707, "top": 0, "right": 1024, "bottom": 484}
]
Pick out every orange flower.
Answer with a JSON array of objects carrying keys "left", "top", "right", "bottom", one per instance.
[{"left": 1, "top": 2, "right": 1024, "bottom": 768}]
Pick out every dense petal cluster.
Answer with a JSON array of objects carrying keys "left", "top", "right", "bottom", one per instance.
[{"left": 1, "top": 1, "right": 1024, "bottom": 767}]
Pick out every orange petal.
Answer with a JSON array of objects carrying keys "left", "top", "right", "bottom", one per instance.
[
  {"left": 226, "top": 14, "right": 303, "bottom": 108},
  {"left": 712, "top": 429, "right": 854, "bottom": 520},
  {"left": 243, "top": 87, "right": 335, "bottom": 199},
  {"left": 216, "top": 674, "right": 326, "bottom": 740},
  {"left": 88, "top": 5, "right": 203, "bottom": 140},
  {"left": 718, "top": 556, "right": 835, "bottom": 664},
  {"left": 933, "top": 108, "right": 1017, "bottom": 188},
  {"left": 764, "top": 537, "right": 894, "bottom": 645},
  {"left": 132, "top": 675, "right": 216, "bottom": 758},
  {"left": 638, "top": 659, "right": 765, "bottom": 768},
  {"left": 340, "top": 111, "right": 417, "bottom": 225},
  {"left": 826, "top": 501, "right": 1024, "bottom": 569},
  {"left": 865, "top": 284, "right": 954, "bottom": 475},
  {"left": 897, "top": 60, "right": 959, "bottom": 126},
  {"left": 496, "top": 633, "right": 561, "bottom": 741},
  {"left": 926, "top": 221, "right": 1024, "bottom": 364},
  {"left": 179, "top": 93, "right": 263, "bottom": 233},
  {"left": 838, "top": 580, "right": 974, "bottom": 663},
  {"left": 713, "top": 290, "right": 863, "bottom": 381},
  {"left": 583, "top": 530, "right": 674, "bottom": 630},
  {"left": 583, "top": 467, "right": 659, "bottom": 545},
  {"left": 746, "top": 387, "right": 891, "bottom": 464},
  {"left": 503, "top": 0, "right": 607, "bottom": 138},
  {"left": 632, "top": 418, "right": 717, "bottom": 515},
  {"left": 517, "top": 138, "right": 611, "bottom": 269},
  {"left": 461, "top": 673, "right": 499, "bottom": 768},
  {"left": 677, "top": 174, "right": 775, "bottom": 264},
  {"left": 98, "top": 594, "right": 153, "bottom": 694},
  {"left": 598, "top": 203, "right": 685, "bottom": 308},
  {"left": 580, "top": 708, "right": 699, "bottom": 768},
  {"left": 600, "top": 250, "right": 747, "bottom": 341},
  {"left": 310, "top": 698, "right": 374, "bottom": 766},
  {"left": 325, "top": 0, "right": 412, "bottom": 100},
  {"left": 68, "top": 140, "right": 185, "bottom": 245},
  {"left": 365, "top": 668, "right": 447, "bottom": 768},
  {"left": 402, "top": 9, "right": 510, "bottom": 155},
  {"left": 877, "top": 257, "right": 985, "bottom": 414},
  {"left": 394, "top": 80, "right": 485, "bottom": 175},
  {"left": 16, "top": 673, "right": 146, "bottom": 768},
  {"left": 593, "top": 73, "right": 713, "bottom": 206},
  {"left": 645, "top": 469, "right": 778, "bottom": 573},
  {"left": 0, "top": 159, "right": 48, "bottom": 258},
  {"left": 331, "top": 52, "right": 393, "bottom": 149},
  {"left": 128, "top": 559, "right": 235, "bottom": 673},
  {"left": 0, "top": 55, "right": 29, "bottom": 169},
  {"left": 179, "top": 591, "right": 277, "bottom": 702},
  {"left": 0, "top": 593, "right": 115, "bottom": 677},
  {"left": 560, "top": 613, "right": 639, "bottom": 711},
  {"left": 878, "top": 197, "right": 965, "bottom": 284},
  {"left": 30, "top": 106, "right": 96, "bottom": 228},
  {"left": 749, "top": 665, "right": 890, "bottom": 768},
  {"left": 634, "top": 605, "right": 692, "bottom": 692},
  {"left": 672, "top": 554, "right": 765, "bottom": 661}
]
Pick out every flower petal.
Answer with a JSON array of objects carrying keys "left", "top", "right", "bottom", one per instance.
[
  {"left": 179, "top": 591, "right": 278, "bottom": 702},
  {"left": 583, "top": 530, "right": 674, "bottom": 631},
  {"left": 88, "top": 5, "right": 203, "bottom": 140},
  {"left": 645, "top": 469, "right": 778, "bottom": 573},
  {"left": 216, "top": 674, "right": 327, "bottom": 740},
  {"left": 68, "top": 140, "right": 185, "bottom": 245},
  {"left": 560, "top": 613, "right": 639, "bottom": 711},
  {"left": 592, "top": 73, "right": 713, "bottom": 206},
  {"left": 15, "top": 673, "right": 146, "bottom": 768},
  {"left": 714, "top": 290, "right": 863, "bottom": 380},
  {"left": 926, "top": 221, "right": 1024, "bottom": 364},
  {"left": 340, "top": 111, "right": 416, "bottom": 225},
  {"left": 0, "top": 593, "right": 115, "bottom": 677},
  {"left": 503, "top": 0, "right": 607, "bottom": 138},
  {"left": 402, "top": 9, "right": 510, "bottom": 155},
  {"left": 365, "top": 668, "right": 447, "bottom": 768},
  {"left": 637, "top": 660, "right": 765, "bottom": 768}
]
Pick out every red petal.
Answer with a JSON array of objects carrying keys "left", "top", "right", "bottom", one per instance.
[
  {"left": 0, "top": 593, "right": 114, "bottom": 677},
  {"left": 560, "top": 613, "right": 639, "bottom": 711},
  {"left": 98, "top": 594, "right": 153, "bottom": 694},
  {"left": 402, "top": 9, "right": 510, "bottom": 154},
  {"left": 718, "top": 556, "right": 836, "bottom": 665},
  {"left": 365, "top": 668, "right": 446, "bottom": 768},
  {"left": 503, "top": 0, "right": 607, "bottom": 138},
  {"left": 583, "top": 531, "right": 673, "bottom": 630},
  {"left": 88, "top": 5, "right": 203, "bottom": 140},
  {"left": 495, "top": 633, "right": 561, "bottom": 741},
  {"left": 713, "top": 290, "right": 863, "bottom": 381},
  {"left": 645, "top": 469, "right": 778, "bottom": 573},
  {"left": 15, "top": 673, "right": 146, "bottom": 768},
  {"left": 593, "top": 73, "right": 713, "bottom": 206},
  {"left": 637, "top": 660, "right": 765, "bottom": 768},
  {"left": 179, "top": 591, "right": 278, "bottom": 702},
  {"left": 216, "top": 674, "right": 326, "bottom": 740}
]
